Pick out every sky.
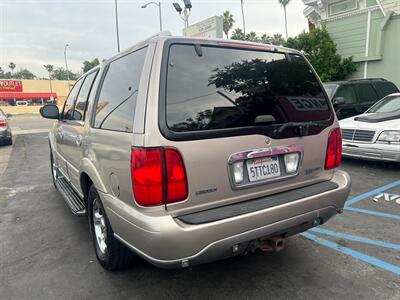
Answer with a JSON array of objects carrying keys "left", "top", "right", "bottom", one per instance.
[{"left": 0, "top": 0, "right": 308, "bottom": 78}]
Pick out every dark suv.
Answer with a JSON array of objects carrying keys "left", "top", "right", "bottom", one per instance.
[{"left": 324, "top": 78, "right": 399, "bottom": 119}]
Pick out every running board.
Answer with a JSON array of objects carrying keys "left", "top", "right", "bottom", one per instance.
[{"left": 55, "top": 176, "right": 86, "bottom": 216}]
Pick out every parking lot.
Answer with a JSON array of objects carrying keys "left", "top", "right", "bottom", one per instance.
[{"left": 0, "top": 115, "right": 399, "bottom": 299}]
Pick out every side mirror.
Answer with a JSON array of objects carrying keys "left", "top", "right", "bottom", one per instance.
[
  {"left": 40, "top": 104, "right": 59, "bottom": 120},
  {"left": 333, "top": 97, "right": 346, "bottom": 105}
]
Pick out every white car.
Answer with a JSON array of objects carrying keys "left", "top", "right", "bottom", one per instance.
[{"left": 339, "top": 93, "right": 400, "bottom": 162}]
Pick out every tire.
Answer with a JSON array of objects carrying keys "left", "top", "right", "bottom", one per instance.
[
  {"left": 5, "top": 136, "right": 12, "bottom": 146},
  {"left": 50, "top": 150, "right": 57, "bottom": 187},
  {"left": 88, "top": 185, "right": 135, "bottom": 271}
]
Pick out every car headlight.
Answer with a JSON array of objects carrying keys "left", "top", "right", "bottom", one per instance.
[{"left": 377, "top": 131, "right": 400, "bottom": 142}]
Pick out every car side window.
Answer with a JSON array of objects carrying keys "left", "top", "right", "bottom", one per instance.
[
  {"left": 61, "top": 79, "right": 84, "bottom": 120},
  {"left": 353, "top": 83, "right": 378, "bottom": 103},
  {"left": 335, "top": 85, "right": 357, "bottom": 104},
  {"left": 94, "top": 47, "right": 147, "bottom": 132},
  {"left": 374, "top": 81, "right": 399, "bottom": 98},
  {"left": 73, "top": 71, "right": 98, "bottom": 121}
]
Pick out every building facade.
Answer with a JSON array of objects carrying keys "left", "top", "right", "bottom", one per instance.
[
  {"left": 303, "top": 0, "right": 400, "bottom": 87},
  {"left": 0, "top": 79, "right": 73, "bottom": 106}
]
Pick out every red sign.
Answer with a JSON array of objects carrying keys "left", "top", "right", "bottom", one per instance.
[{"left": 0, "top": 80, "right": 23, "bottom": 92}]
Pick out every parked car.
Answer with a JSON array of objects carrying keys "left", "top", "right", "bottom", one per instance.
[
  {"left": 0, "top": 108, "right": 12, "bottom": 145},
  {"left": 15, "top": 100, "right": 29, "bottom": 106},
  {"left": 324, "top": 78, "right": 399, "bottom": 119},
  {"left": 340, "top": 93, "right": 400, "bottom": 162},
  {"left": 40, "top": 33, "right": 351, "bottom": 270}
]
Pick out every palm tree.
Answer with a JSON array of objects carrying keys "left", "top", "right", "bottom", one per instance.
[
  {"left": 9, "top": 62, "right": 16, "bottom": 76},
  {"left": 43, "top": 64, "right": 54, "bottom": 93},
  {"left": 240, "top": 0, "right": 246, "bottom": 35},
  {"left": 278, "top": 0, "right": 290, "bottom": 40},
  {"left": 271, "top": 33, "right": 285, "bottom": 46},
  {"left": 222, "top": 11, "right": 235, "bottom": 39}
]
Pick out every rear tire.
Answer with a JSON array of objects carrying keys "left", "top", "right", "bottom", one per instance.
[
  {"left": 5, "top": 136, "right": 12, "bottom": 146},
  {"left": 88, "top": 185, "right": 135, "bottom": 271},
  {"left": 50, "top": 150, "right": 57, "bottom": 187}
]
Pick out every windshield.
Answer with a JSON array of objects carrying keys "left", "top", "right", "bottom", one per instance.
[
  {"left": 367, "top": 95, "right": 400, "bottom": 113},
  {"left": 323, "top": 84, "right": 337, "bottom": 100},
  {"left": 165, "top": 44, "right": 331, "bottom": 134}
]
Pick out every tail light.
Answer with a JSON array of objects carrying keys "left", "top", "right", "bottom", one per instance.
[
  {"left": 0, "top": 119, "right": 7, "bottom": 127},
  {"left": 325, "top": 128, "right": 342, "bottom": 170},
  {"left": 131, "top": 147, "right": 188, "bottom": 207}
]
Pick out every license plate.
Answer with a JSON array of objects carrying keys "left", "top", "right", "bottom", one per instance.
[{"left": 246, "top": 156, "right": 281, "bottom": 182}]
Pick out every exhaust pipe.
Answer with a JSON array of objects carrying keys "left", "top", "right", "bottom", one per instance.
[{"left": 258, "top": 236, "right": 285, "bottom": 253}]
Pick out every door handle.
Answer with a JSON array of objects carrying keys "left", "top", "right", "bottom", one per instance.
[
  {"left": 57, "top": 129, "right": 64, "bottom": 139},
  {"left": 75, "top": 135, "right": 82, "bottom": 147}
]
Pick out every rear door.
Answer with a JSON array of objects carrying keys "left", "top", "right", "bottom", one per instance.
[
  {"left": 353, "top": 82, "right": 379, "bottom": 113},
  {"left": 373, "top": 81, "right": 399, "bottom": 99},
  {"left": 155, "top": 42, "right": 336, "bottom": 213}
]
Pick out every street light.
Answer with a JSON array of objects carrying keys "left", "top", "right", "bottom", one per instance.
[
  {"left": 173, "top": 0, "right": 192, "bottom": 32},
  {"left": 141, "top": 2, "right": 163, "bottom": 32},
  {"left": 278, "top": 0, "right": 290, "bottom": 40},
  {"left": 115, "top": 0, "right": 121, "bottom": 52},
  {"left": 64, "top": 44, "right": 70, "bottom": 90}
]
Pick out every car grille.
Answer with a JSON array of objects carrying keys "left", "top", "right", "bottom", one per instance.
[{"left": 341, "top": 129, "right": 376, "bottom": 142}]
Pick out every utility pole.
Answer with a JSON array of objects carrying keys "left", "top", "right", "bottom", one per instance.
[
  {"left": 240, "top": 0, "right": 246, "bottom": 35},
  {"left": 115, "top": 0, "right": 121, "bottom": 52},
  {"left": 64, "top": 44, "right": 70, "bottom": 90}
]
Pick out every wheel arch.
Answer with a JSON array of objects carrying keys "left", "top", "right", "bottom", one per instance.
[{"left": 79, "top": 158, "right": 107, "bottom": 196}]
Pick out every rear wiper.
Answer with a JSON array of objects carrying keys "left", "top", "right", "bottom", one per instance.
[{"left": 272, "top": 121, "right": 327, "bottom": 138}]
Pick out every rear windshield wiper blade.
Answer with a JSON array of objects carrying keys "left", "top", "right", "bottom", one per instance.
[{"left": 272, "top": 121, "right": 327, "bottom": 138}]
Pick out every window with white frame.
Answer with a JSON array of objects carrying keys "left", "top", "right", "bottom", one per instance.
[{"left": 328, "top": 0, "right": 359, "bottom": 16}]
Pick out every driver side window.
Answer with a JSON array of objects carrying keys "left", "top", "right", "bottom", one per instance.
[
  {"left": 335, "top": 85, "right": 357, "bottom": 104},
  {"left": 61, "top": 79, "right": 83, "bottom": 120}
]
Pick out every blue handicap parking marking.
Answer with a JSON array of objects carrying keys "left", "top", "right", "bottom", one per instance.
[
  {"left": 345, "top": 207, "right": 400, "bottom": 220},
  {"left": 301, "top": 232, "right": 400, "bottom": 276},
  {"left": 345, "top": 179, "right": 400, "bottom": 207},
  {"left": 303, "top": 180, "right": 400, "bottom": 276},
  {"left": 343, "top": 179, "right": 400, "bottom": 220},
  {"left": 309, "top": 227, "right": 400, "bottom": 251}
]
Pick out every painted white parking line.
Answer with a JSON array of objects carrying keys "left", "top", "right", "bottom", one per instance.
[
  {"left": 12, "top": 129, "right": 49, "bottom": 135},
  {"left": 0, "top": 145, "right": 12, "bottom": 176}
]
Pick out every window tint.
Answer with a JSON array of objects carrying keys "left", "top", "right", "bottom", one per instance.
[
  {"left": 73, "top": 71, "right": 98, "bottom": 121},
  {"left": 165, "top": 44, "right": 330, "bottom": 133},
  {"left": 323, "top": 84, "right": 338, "bottom": 100},
  {"left": 335, "top": 85, "right": 357, "bottom": 104},
  {"left": 353, "top": 83, "right": 378, "bottom": 103},
  {"left": 62, "top": 79, "right": 83, "bottom": 120},
  {"left": 94, "top": 47, "right": 147, "bottom": 132},
  {"left": 374, "top": 81, "right": 399, "bottom": 98},
  {"left": 368, "top": 95, "right": 400, "bottom": 113}
]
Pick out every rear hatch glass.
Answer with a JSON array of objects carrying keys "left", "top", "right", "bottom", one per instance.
[{"left": 160, "top": 43, "right": 333, "bottom": 140}]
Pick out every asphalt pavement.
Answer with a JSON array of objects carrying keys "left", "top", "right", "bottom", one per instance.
[{"left": 0, "top": 115, "right": 399, "bottom": 299}]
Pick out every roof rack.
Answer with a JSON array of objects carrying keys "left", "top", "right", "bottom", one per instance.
[{"left": 348, "top": 78, "right": 387, "bottom": 81}]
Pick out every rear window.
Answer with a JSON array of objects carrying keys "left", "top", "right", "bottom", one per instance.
[
  {"left": 164, "top": 44, "right": 331, "bottom": 137},
  {"left": 374, "top": 81, "right": 399, "bottom": 98}
]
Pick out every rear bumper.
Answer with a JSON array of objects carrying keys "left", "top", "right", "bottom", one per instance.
[
  {"left": 102, "top": 170, "right": 351, "bottom": 268},
  {"left": 0, "top": 128, "right": 11, "bottom": 140},
  {"left": 343, "top": 143, "right": 400, "bottom": 162}
]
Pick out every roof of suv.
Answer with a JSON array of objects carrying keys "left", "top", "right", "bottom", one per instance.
[
  {"left": 103, "top": 31, "right": 302, "bottom": 66},
  {"left": 326, "top": 78, "right": 390, "bottom": 85}
]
